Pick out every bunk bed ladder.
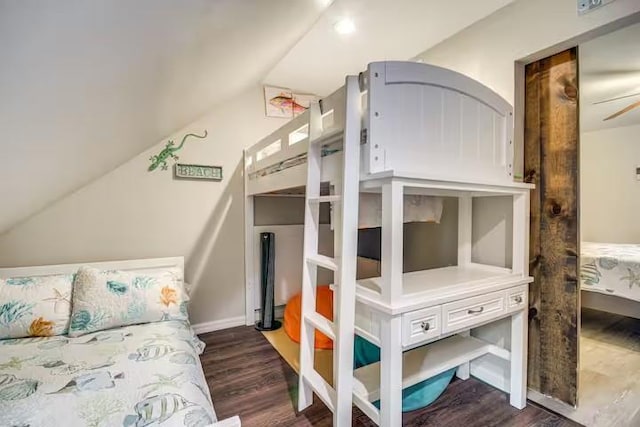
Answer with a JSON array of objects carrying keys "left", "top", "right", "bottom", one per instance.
[{"left": 298, "top": 75, "right": 361, "bottom": 426}]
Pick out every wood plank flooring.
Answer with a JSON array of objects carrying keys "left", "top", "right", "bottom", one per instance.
[
  {"left": 576, "top": 308, "right": 640, "bottom": 426},
  {"left": 199, "top": 326, "right": 580, "bottom": 426}
]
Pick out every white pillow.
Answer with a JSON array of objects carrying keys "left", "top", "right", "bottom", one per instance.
[
  {"left": 68, "top": 266, "right": 189, "bottom": 337},
  {"left": 0, "top": 273, "right": 74, "bottom": 339}
]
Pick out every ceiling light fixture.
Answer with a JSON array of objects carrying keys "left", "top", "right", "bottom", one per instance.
[{"left": 334, "top": 18, "right": 356, "bottom": 35}]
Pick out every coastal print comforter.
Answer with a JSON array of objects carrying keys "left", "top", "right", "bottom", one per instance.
[
  {"left": 0, "top": 320, "right": 216, "bottom": 427},
  {"left": 580, "top": 242, "right": 640, "bottom": 303}
]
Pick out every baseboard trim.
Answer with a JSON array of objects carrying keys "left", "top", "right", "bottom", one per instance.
[{"left": 192, "top": 316, "right": 246, "bottom": 334}]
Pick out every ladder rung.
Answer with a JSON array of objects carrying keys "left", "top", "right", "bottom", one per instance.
[
  {"left": 304, "top": 312, "right": 336, "bottom": 340},
  {"left": 308, "top": 195, "right": 341, "bottom": 204},
  {"left": 306, "top": 254, "right": 339, "bottom": 271},
  {"left": 302, "top": 369, "right": 336, "bottom": 412}
]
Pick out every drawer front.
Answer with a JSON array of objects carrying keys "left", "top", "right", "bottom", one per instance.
[
  {"left": 442, "top": 291, "right": 506, "bottom": 333},
  {"left": 506, "top": 285, "right": 528, "bottom": 313},
  {"left": 402, "top": 306, "right": 441, "bottom": 347}
]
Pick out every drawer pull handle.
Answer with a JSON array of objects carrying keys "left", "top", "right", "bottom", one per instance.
[
  {"left": 514, "top": 295, "right": 523, "bottom": 304},
  {"left": 468, "top": 307, "right": 484, "bottom": 315},
  {"left": 420, "top": 321, "right": 431, "bottom": 332}
]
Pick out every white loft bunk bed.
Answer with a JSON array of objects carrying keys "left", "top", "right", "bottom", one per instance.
[{"left": 244, "top": 61, "right": 534, "bottom": 427}]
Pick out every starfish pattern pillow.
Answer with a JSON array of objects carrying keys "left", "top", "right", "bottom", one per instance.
[
  {"left": 68, "top": 266, "right": 188, "bottom": 337},
  {"left": 0, "top": 273, "right": 74, "bottom": 339}
]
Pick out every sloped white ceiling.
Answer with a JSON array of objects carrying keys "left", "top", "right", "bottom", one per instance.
[
  {"left": 0, "top": 0, "right": 329, "bottom": 233},
  {"left": 0, "top": 0, "right": 515, "bottom": 234},
  {"left": 581, "top": 21, "right": 640, "bottom": 132},
  {"left": 264, "top": 0, "right": 515, "bottom": 95}
]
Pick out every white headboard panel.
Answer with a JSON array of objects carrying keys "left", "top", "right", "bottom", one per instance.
[
  {"left": 0, "top": 257, "right": 185, "bottom": 282},
  {"left": 365, "top": 61, "right": 514, "bottom": 184}
]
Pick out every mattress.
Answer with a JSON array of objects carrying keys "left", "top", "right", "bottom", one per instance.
[
  {"left": 0, "top": 320, "right": 216, "bottom": 427},
  {"left": 580, "top": 242, "right": 640, "bottom": 303}
]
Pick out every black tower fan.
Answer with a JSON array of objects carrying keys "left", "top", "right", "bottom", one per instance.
[{"left": 255, "top": 232, "right": 281, "bottom": 331}]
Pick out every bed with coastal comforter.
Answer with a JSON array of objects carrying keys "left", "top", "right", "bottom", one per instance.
[
  {"left": 0, "top": 320, "right": 214, "bottom": 427},
  {"left": 580, "top": 242, "right": 640, "bottom": 303},
  {"left": 0, "top": 257, "right": 239, "bottom": 427}
]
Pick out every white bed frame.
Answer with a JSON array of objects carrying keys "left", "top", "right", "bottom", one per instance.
[
  {"left": 245, "top": 62, "right": 514, "bottom": 197},
  {"left": 244, "top": 61, "right": 533, "bottom": 426},
  {"left": 582, "top": 290, "right": 640, "bottom": 319},
  {"left": 0, "top": 257, "right": 185, "bottom": 281},
  {"left": 244, "top": 61, "right": 518, "bottom": 321}
]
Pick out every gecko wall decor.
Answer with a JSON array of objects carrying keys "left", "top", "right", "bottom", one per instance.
[{"left": 148, "top": 130, "right": 208, "bottom": 172}]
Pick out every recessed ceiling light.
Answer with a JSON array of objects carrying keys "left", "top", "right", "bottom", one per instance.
[{"left": 334, "top": 18, "right": 355, "bottom": 35}]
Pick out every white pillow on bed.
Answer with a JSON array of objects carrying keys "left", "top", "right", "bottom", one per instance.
[
  {"left": 0, "top": 273, "right": 74, "bottom": 339},
  {"left": 68, "top": 266, "right": 189, "bottom": 337}
]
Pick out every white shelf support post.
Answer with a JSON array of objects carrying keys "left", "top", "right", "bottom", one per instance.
[
  {"left": 510, "top": 308, "right": 528, "bottom": 409},
  {"left": 457, "top": 195, "right": 472, "bottom": 266},
  {"left": 379, "top": 314, "right": 403, "bottom": 427},
  {"left": 512, "top": 192, "right": 529, "bottom": 276},
  {"left": 379, "top": 179, "right": 404, "bottom": 426},
  {"left": 456, "top": 195, "right": 473, "bottom": 380},
  {"left": 510, "top": 191, "right": 529, "bottom": 408},
  {"left": 381, "top": 180, "right": 404, "bottom": 305}
]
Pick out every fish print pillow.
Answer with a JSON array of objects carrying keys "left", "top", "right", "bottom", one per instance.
[
  {"left": 68, "top": 266, "right": 189, "bottom": 337},
  {"left": 0, "top": 274, "right": 74, "bottom": 339}
]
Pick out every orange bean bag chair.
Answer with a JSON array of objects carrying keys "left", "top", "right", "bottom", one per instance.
[{"left": 284, "top": 285, "right": 334, "bottom": 350}]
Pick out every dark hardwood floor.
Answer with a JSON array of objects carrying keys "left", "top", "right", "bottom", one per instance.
[{"left": 199, "top": 326, "right": 581, "bottom": 427}]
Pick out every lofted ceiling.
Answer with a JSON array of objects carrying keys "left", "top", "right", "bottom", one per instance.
[
  {"left": 265, "top": 0, "right": 515, "bottom": 96},
  {"left": 0, "top": 0, "right": 515, "bottom": 234},
  {"left": 580, "top": 21, "right": 640, "bottom": 132}
]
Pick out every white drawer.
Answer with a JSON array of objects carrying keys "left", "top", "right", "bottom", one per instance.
[
  {"left": 506, "top": 285, "right": 528, "bottom": 313},
  {"left": 442, "top": 291, "right": 506, "bottom": 334},
  {"left": 402, "top": 305, "right": 441, "bottom": 347}
]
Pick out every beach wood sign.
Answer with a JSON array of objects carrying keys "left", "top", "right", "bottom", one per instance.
[{"left": 174, "top": 163, "right": 222, "bottom": 181}]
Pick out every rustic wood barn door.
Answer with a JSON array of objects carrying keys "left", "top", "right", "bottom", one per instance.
[{"left": 524, "top": 48, "right": 580, "bottom": 406}]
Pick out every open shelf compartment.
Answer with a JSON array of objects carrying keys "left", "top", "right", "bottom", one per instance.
[{"left": 352, "top": 334, "right": 509, "bottom": 403}]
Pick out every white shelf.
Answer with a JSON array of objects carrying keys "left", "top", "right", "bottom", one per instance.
[
  {"left": 352, "top": 334, "right": 493, "bottom": 403},
  {"left": 356, "top": 264, "right": 533, "bottom": 315}
]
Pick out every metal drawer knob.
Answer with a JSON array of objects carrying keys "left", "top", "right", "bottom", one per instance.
[
  {"left": 420, "top": 321, "right": 431, "bottom": 332},
  {"left": 468, "top": 306, "right": 484, "bottom": 315},
  {"left": 514, "top": 295, "right": 523, "bottom": 304}
]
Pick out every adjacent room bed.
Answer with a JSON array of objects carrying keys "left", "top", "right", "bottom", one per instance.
[
  {"left": 580, "top": 242, "right": 640, "bottom": 319},
  {"left": 0, "top": 257, "right": 240, "bottom": 427}
]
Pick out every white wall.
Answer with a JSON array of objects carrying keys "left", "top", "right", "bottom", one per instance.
[
  {"left": 0, "top": 85, "right": 288, "bottom": 326},
  {"left": 581, "top": 124, "right": 640, "bottom": 243},
  {"left": 416, "top": 0, "right": 640, "bottom": 108},
  {"left": 0, "top": 0, "right": 328, "bottom": 235}
]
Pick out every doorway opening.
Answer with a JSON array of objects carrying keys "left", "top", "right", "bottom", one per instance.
[{"left": 524, "top": 21, "right": 640, "bottom": 427}]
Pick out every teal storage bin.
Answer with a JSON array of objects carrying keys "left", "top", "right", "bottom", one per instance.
[{"left": 354, "top": 335, "right": 456, "bottom": 412}]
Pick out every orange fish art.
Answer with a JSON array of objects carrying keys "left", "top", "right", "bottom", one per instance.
[
  {"left": 160, "top": 286, "right": 178, "bottom": 307},
  {"left": 269, "top": 94, "right": 308, "bottom": 116}
]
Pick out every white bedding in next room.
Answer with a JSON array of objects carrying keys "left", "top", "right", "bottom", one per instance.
[{"left": 580, "top": 242, "right": 640, "bottom": 303}]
